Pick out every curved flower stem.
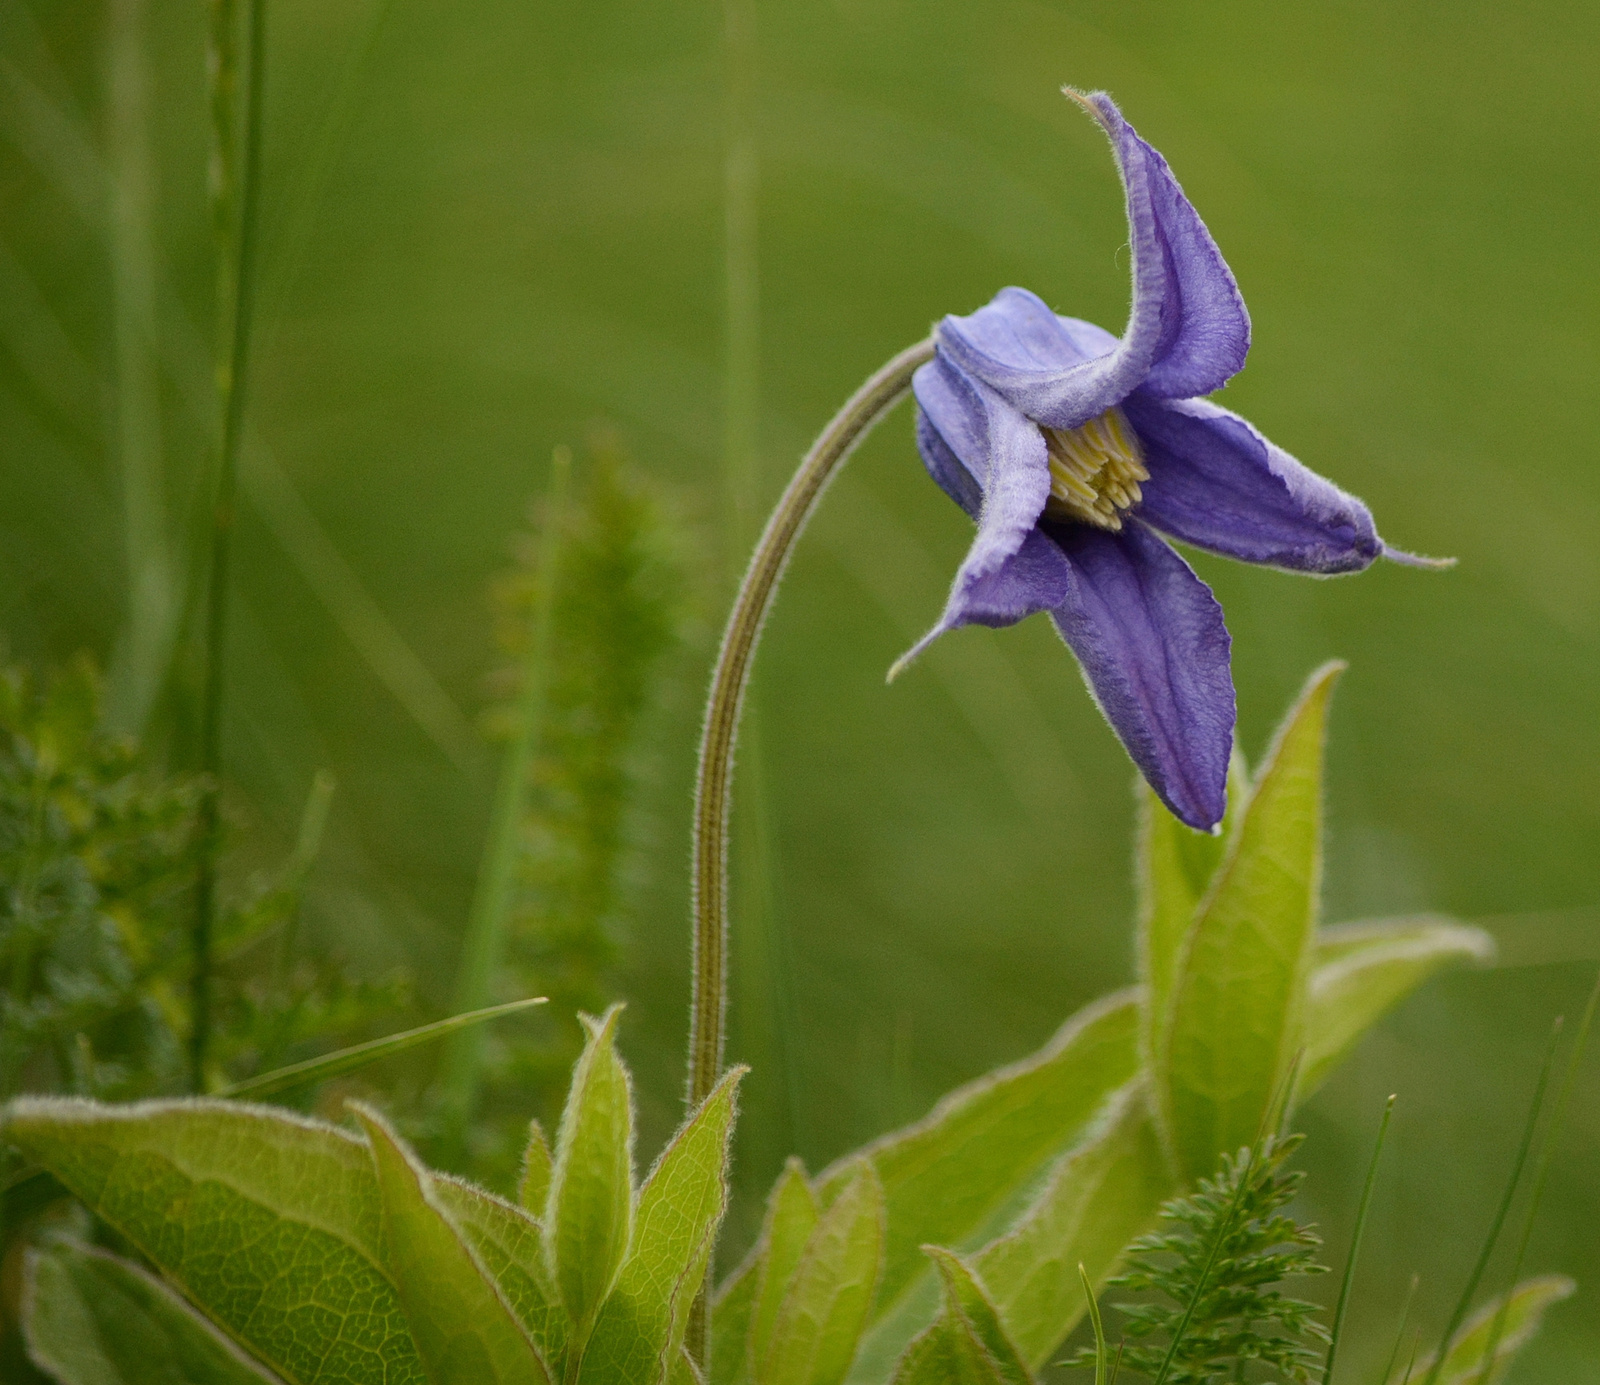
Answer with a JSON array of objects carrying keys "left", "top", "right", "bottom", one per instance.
[
  {"left": 685, "top": 336, "right": 932, "bottom": 1370},
  {"left": 687, "top": 335, "right": 934, "bottom": 1113}
]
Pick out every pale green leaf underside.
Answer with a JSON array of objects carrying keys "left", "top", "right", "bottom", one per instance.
[
  {"left": 712, "top": 1256, "right": 759, "bottom": 1385},
  {"left": 751, "top": 1161, "right": 822, "bottom": 1374},
  {"left": 1161, "top": 663, "right": 1342, "bottom": 1182},
  {"left": 354, "top": 1107, "right": 549, "bottom": 1385},
  {"left": 577, "top": 1068, "right": 743, "bottom": 1385},
  {"left": 760, "top": 1162, "right": 885, "bottom": 1385},
  {"left": 920, "top": 1249, "right": 1031, "bottom": 1385},
  {"left": 1403, "top": 1276, "right": 1574, "bottom": 1384},
  {"left": 972, "top": 1087, "right": 1170, "bottom": 1371},
  {"left": 23, "top": 1241, "right": 282, "bottom": 1385},
  {"left": 815, "top": 989, "right": 1139, "bottom": 1324},
  {"left": 2, "top": 1097, "right": 427, "bottom": 1385},
  {"left": 431, "top": 1175, "right": 568, "bottom": 1368},
  {"left": 547, "top": 1005, "right": 635, "bottom": 1338}
]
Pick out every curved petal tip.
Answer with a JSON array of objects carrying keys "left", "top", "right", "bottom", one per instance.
[{"left": 1382, "top": 544, "right": 1457, "bottom": 570}]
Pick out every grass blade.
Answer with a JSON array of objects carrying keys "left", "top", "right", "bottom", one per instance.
[
  {"left": 1420, "top": 1017, "right": 1562, "bottom": 1385},
  {"left": 1381, "top": 1276, "right": 1420, "bottom": 1385},
  {"left": 1470, "top": 971, "right": 1599, "bottom": 1381},
  {"left": 219, "top": 996, "right": 546, "bottom": 1099},
  {"left": 1079, "top": 1262, "right": 1108, "bottom": 1385},
  {"left": 1322, "top": 1094, "right": 1395, "bottom": 1384}
]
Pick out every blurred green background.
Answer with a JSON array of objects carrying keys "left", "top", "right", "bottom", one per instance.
[{"left": 2, "top": 0, "right": 1597, "bottom": 1376}]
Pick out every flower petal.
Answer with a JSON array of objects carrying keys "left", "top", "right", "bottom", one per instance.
[
  {"left": 1081, "top": 91, "right": 1251, "bottom": 401},
  {"left": 911, "top": 354, "right": 1051, "bottom": 580},
  {"left": 1124, "top": 394, "right": 1382, "bottom": 574},
  {"left": 889, "top": 526, "right": 1074, "bottom": 680},
  {"left": 934, "top": 95, "right": 1251, "bottom": 427},
  {"left": 1044, "top": 520, "right": 1234, "bottom": 830},
  {"left": 914, "top": 406, "right": 981, "bottom": 519}
]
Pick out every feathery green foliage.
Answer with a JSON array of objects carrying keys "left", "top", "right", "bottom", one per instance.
[
  {"left": 1095, "top": 1135, "right": 1329, "bottom": 1384},
  {"left": 0, "top": 653, "right": 403, "bottom": 1106},
  {"left": 455, "top": 430, "right": 691, "bottom": 1177}
]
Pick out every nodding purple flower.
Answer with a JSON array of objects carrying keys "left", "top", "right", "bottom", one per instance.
[{"left": 899, "top": 89, "right": 1443, "bottom": 832}]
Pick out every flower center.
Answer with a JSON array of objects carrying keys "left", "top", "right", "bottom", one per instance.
[{"left": 1042, "top": 407, "right": 1149, "bottom": 531}]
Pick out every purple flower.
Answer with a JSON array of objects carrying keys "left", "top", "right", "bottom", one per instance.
[{"left": 901, "top": 90, "right": 1441, "bottom": 832}]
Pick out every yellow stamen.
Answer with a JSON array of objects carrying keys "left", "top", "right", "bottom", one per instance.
[{"left": 1041, "top": 406, "right": 1149, "bottom": 531}]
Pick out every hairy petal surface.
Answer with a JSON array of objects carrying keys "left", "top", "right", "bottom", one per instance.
[
  {"left": 1045, "top": 521, "right": 1234, "bottom": 830},
  {"left": 1126, "top": 395, "right": 1382, "bottom": 573}
]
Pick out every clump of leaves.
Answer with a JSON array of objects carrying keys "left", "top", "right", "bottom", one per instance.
[
  {"left": 453, "top": 430, "right": 693, "bottom": 1176},
  {"left": 1096, "top": 1134, "right": 1329, "bottom": 1384},
  {"left": 0, "top": 653, "right": 404, "bottom": 1105}
]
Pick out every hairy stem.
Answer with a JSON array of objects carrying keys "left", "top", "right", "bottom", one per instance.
[
  {"left": 191, "top": 0, "right": 267, "bottom": 1091},
  {"left": 684, "top": 336, "right": 932, "bottom": 1367}
]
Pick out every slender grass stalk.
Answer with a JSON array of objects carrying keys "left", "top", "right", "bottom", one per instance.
[
  {"left": 1321, "top": 1094, "right": 1395, "bottom": 1385},
  {"left": 104, "top": 0, "right": 178, "bottom": 738},
  {"left": 222, "top": 996, "right": 546, "bottom": 1100},
  {"left": 1419, "top": 1017, "right": 1563, "bottom": 1385},
  {"left": 1080, "top": 1262, "right": 1110, "bottom": 1385},
  {"left": 686, "top": 337, "right": 932, "bottom": 1368},
  {"left": 440, "top": 449, "right": 572, "bottom": 1133},
  {"left": 1381, "top": 1276, "right": 1420, "bottom": 1385},
  {"left": 1470, "top": 972, "right": 1599, "bottom": 1382},
  {"left": 191, "top": 0, "right": 268, "bottom": 1091}
]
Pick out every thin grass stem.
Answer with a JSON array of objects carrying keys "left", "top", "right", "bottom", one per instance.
[
  {"left": 191, "top": 0, "right": 268, "bottom": 1092},
  {"left": 441, "top": 448, "right": 572, "bottom": 1135},
  {"left": 1322, "top": 1094, "right": 1395, "bottom": 1385},
  {"left": 1420, "top": 1016, "right": 1563, "bottom": 1385},
  {"left": 1470, "top": 972, "right": 1599, "bottom": 1382},
  {"left": 1381, "top": 1276, "right": 1420, "bottom": 1385},
  {"left": 685, "top": 336, "right": 932, "bottom": 1369},
  {"left": 1080, "top": 1262, "right": 1109, "bottom": 1385}
]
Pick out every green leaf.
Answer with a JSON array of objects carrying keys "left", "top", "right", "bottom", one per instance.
[
  {"left": 750, "top": 1160, "right": 822, "bottom": 1373},
  {"left": 813, "top": 991, "right": 1138, "bottom": 1329},
  {"left": 1160, "top": 662, "right": 1343, "bottom": 1182},
  {"left": 430, "top": 1174, "right": 568, "bottom": 1369},
  {"left": 2, "top": 1097, "right": 428, "bottom": 1385},
  {"left": 667, "top": 1347, "right": 707, "bottom": 1385},
  {"left": 546, "top": 1005, "right": 635, "bottom": 1341},
  {"left": 1402, "top": 1276, "right": 1574, "bottom": 1383},
  {"left": 969, "top": 1088, "right": 1171, "bottom": 1371},
  {"left": 920, "top": 1249, "right": 1032, "bottom": 1385},
  {"left": 1137, "top": 755, "right": 1248, "bottom": 1075},
  {"left": 711, "top": 1256, "right": 759, "bottom": 1385},
  {"left": 758, "top": 1161, "right": 885, "bottom": 1385},
  {"left": 519, "top": 1119, "right": 554, "bottom": 1215},
  {"left": 22, "top": 1241, "right": 281, "bottom": 1385},
  {"left": 1303, "top": 918, "right": 1494, "bottom": 1096},
  {"left": 352, "top": 1106, "right": 550, "bottom": 1385},
  {"left": 576, "top": 1067, "right": 744, "bottom": 1385},
  {"left": 218, "top": 998, "right": 547, "bottom": 1100}
]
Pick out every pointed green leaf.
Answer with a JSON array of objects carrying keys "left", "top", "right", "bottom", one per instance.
[
  {"left": 1402, "top": 1276, "right": 1574, "bottom": 1383},
  {"left": 813, "top": 991, "right": 1137, "bottom": 1330},
  {"left": 547, "top": 1005, "right": 635, "bottom": 1339},
  {"left": 920, "top": 1250, "right": 1032, "bottom": 1385},
  {"left": 430, "top": 1174, "right": 568, "bottom": 1368},
  {"left": 352, "top": 1106, "right": 550, "bottom": 1385},
  {"left": 970, "top": 1088, "right": 1171, "bottom": 1371},
  {"left": 1303, "top": 918, "right": 1495, "bottom": 1096},
  {"left": 2, "top": 1097, "right": 427, "bottom": 1385},
  {"left": 711, "top": 1253, "right": 760, "bottom": 1385},
  {"left": 1160, "top": 663, "right": 1343, "bottom": 1182},
  {"left": 1138, "top": 755, "right": 1248, "bottom": 1073},
  {"left": 519, "top": 1119, "right": 554, "bottom": 1215},
  {"left": 22, "top": 1242, "right": 281, "bottom": 1385},
  {"left": 759, "top": 1161, "right": 885, "bottom": 1385},
  {"left": 751, "top": 1160, "right": 822, "bottom": 1372},
  {"left": 887, "top": 1319, "right": 996, "bottom": 1385},
  {"left": 576, "top": 1067, "right": 744, "bottom": 1385}
]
